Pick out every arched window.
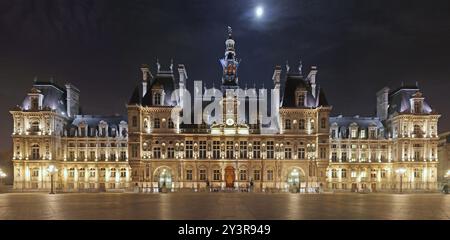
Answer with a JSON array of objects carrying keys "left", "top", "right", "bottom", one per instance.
[
  {"left": 79, "top": 168, "right": 86, "bottom": 178},
  {"left": 110, "top": 168, "right": 117, "bottom": 177},
  {"left": 31, "top": 144, "right": 40, "bottom": 160},
  {"left": 120, "top": 168, "right": 127, "bottom": 178}
]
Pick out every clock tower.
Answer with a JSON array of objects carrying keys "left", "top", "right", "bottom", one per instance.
[{"left": 220, "top": 26, "right": 240, "bottom": 91}]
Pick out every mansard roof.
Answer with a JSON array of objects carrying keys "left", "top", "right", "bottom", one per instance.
[
  {"left": 21, "top": 81, "right": 67, "bottom": 114},
  {"left": 129, "top": 71, "right": 178, "bottom": 107},
  {"left": 329, "top": 116, "right": 384, "bottom": 129},
  {"left": 388, "top": 86, "right": 433, "bottom": 116},
  {"left": 329, "top": 115, "right": 386, "bottom": 139},
  {"left": 71, "top": 115, "right": 127, "bottom": 127},
  {"left": 281, "top": 73, "right": 329, "bottom": 108},
  {"left": 66, "top": 115, "right": 127, "bottom": 137}
]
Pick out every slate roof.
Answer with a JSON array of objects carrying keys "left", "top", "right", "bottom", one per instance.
[
  {"left": 329, "top": 116, "right": 385, "bottom": 139},
  {"left": 67, "top": 115, "right": 127, "bottom": 137},
  {"left": 21, "top": 81, "right": 67, "bottom": 114},
  {"left": 281, "top": 73, "right": 329, "bottom": 108},
  {"left": 388, "top": 86, "right": 433, "bottom": 116},
  {"left": 129, "top": 72, "right": 177, "bottom": 107}
]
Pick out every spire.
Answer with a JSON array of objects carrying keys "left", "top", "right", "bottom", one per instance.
[
  {"left": 220, "top": 26, "right": 239, "bottom": 90},
  {"left": 170, "top": 59, "right": 174, "bottom": 72},
  {"left": 33, "top": 76, "right": 38, "bottom": 83},
  {"left": 298, "top": 60, "right": 303, "bottom": 75},
  {"left": 286, "top": 60, "right": 290, "bottom": 73},
  {"left": 156, "top": 58, "right": 161, "bottom": 73}
]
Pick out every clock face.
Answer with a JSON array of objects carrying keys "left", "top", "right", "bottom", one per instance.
[{"left": 226, "top": 118, "right": 235, "bottom": 126}]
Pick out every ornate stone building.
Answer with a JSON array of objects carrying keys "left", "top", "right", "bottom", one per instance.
[
  {"left": 11, "top": 81, "right": 131, "bottom": 192},
  {"left": 10, "top": 29, "right": 440, "bottom": 192}
]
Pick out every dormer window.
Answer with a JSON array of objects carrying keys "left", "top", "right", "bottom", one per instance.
[
  {"left": 31, "top": 97, "right": 39, "bottom": 110},
  {"left": 413, "top": 101, "right": 422, "bottom": 114},
  {"left": 351, "top": 129, "right": 357, "bottom": 138},
  {"left": 369, "top": 129, "right": 376, "bottom": 139},
  {"left": 295, "top": 89, "right": 306, "bottom": 107},
  {"left": 360, "top": 130, "right": 366, "bottom": 139},
  {"left": 168, "top": 118, "right": 174, "bottom": 129},
  {"left": 154, "top": 93, "right": 161, "bottom": 105}
]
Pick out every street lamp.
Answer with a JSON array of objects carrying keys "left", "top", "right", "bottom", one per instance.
[
  {"left": 0, "top": 169, "right": 6, "bottom": 188},
  {"left": 395, "top": 168, "right": 407, "bottom": 193},
  {"left": 47, "top": 165, "right": 58, "bottom": 194}
]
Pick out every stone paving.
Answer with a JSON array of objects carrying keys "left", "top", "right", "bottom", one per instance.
[{"left": 0, "top": 192, "right": 449, "bottom": 220}]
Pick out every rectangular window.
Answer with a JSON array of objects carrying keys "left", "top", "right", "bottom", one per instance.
[
  {"left": 69, "top": 151, "right": 75, "bottom": 161},
  {"left": 253, "top": 170, "right": 261, "bottom": 181},
  {"left": 253, "top": 141, "right": 261, "bottom": 159},
  {"left": 199, "top": 141, "right": 207, "bottom": 159},
  {"left": 331, "top": 152, "right": 337, "bottom": 162},
  {"left": 79, "top": 151, "right": 85, "bottom": 161},
  {"left": 167, "top": 147, "right": 174, "bottom": 159},
  {"left": 132, "top": 116, "right": 137, "bottom": 127},
  {"left": 131, "top": 144, "right": 139, "bottom": 158},
  {"left": 120, "top": 151, "right": 127, "bottom": 161},
  {"left": 213, "top": 141, "right": 221, "bottom": 159},
  {"left": 285, "top": 119, "right": 291, "bottom": 130},
  {"left": 351, "top": 129, "right": 357, "bottom": 138},
  {"left": 153, "top": 147, "right": 161, "bottom": 159},
  {"left": 239, "top": 141, "right": 248, "bottom": 159},
  {"left": 154, "top": 118, "right": 160, "bottom": 129},
  {"left": 267, "top": 170, "right": 274, "bottom": 181},
  {"left": 299, "top": 119, "right": 305, "bottom": 130},
  {"left": 320, "top": 147, "right": 326, "bottom": 159},
  {"left": 185, "top": 141, "right": 193, "bottom": 159},
  {"left": 226, "top": 141, "right": 234, "bottom": 159},
  {"left": 298, "top": 148, "right": 305, "bottom": 159},
  {"left": 341, "top": 152, "right": 347, "bottom": 162},
  {"left": 199, "top": 169, "right": 207, "bottom": 181},
  {"left": 239, "top": 170, "right": 247, "bottom": 181},
  {"left": 285, "top": 148, "right": 292, "bottom": 159},
  {"left": 266, "top": 141, "right": 274, "bottom": 159},
  {"left": 341, "top": 169, "right": 347, "bottom": 178},
  {"left": 213, "top": 170, "right": 221, "bottom": 181},
  {"left": 186, "top": 170, "right": 193, "bottom": 181}
]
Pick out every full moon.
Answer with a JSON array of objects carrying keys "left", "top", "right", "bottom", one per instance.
[{"left": 255, "top": 6, "right": 264, "bottom": 18}]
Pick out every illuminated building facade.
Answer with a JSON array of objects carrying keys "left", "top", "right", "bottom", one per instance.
[{"left": 10, "top": 29, "right": 440, "bottom": 192}]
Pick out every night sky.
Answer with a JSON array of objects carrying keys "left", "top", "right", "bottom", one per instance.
[{"left": 0, "top": 0, "right": 450, "bottom": 152}]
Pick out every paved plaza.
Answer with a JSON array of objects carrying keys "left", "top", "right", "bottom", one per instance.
[{"left": 0, "top": 192, "right": 449, "bottom": 220}]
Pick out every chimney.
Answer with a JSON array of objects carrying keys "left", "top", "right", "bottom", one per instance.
[
  {"left": 376, "top": 87, "right": 390, "bottom": 121},
  {"left": 141, "top": 64, "right": 151, "bottom": 97},
  {"left": 272, "top": 65, "right": 282, "bottom": 87},
  {"left": 307, "top": 66, "right": 318, "bottom": 98},
  {"left": 65, "top": 83, "right": 80, "bottom": 118}
]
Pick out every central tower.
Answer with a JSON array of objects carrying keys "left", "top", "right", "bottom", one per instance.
[{"left": 220, "top": 26, "right": 240, "bottom": 91}]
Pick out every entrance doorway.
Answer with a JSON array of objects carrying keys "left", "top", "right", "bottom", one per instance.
[
  {"left": 371, "top": 183, "right": 377, "bottom": 192},
  {"left": 225, "top": 166, "right": 235, "bottom": 188},
  {"left": 158, "top": 168, "right": 172, "bottom": 190},
  {"left": 287, "top": 169, "right": 301, "bottom": 192}
]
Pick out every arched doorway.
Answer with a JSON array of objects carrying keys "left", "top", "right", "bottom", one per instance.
[
  {"left": 287, "top": 168, "right": 303, "bottom": 192},
  {"left": 225, "top": 166, "right": 235, "bottom": 188},
  {"left": 155, "top": 168, "right": 172, "bottom": 191}
]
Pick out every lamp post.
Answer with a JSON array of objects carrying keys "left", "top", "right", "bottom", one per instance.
[
  {"left": 395, "top": 168, "right": 407, "bottom": 193},
  {"left": 47, "top": 165, "right": 58, "bottom": 194},
  {"left": 0, "top": 169, "right": 6, "bottom": 191}
]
